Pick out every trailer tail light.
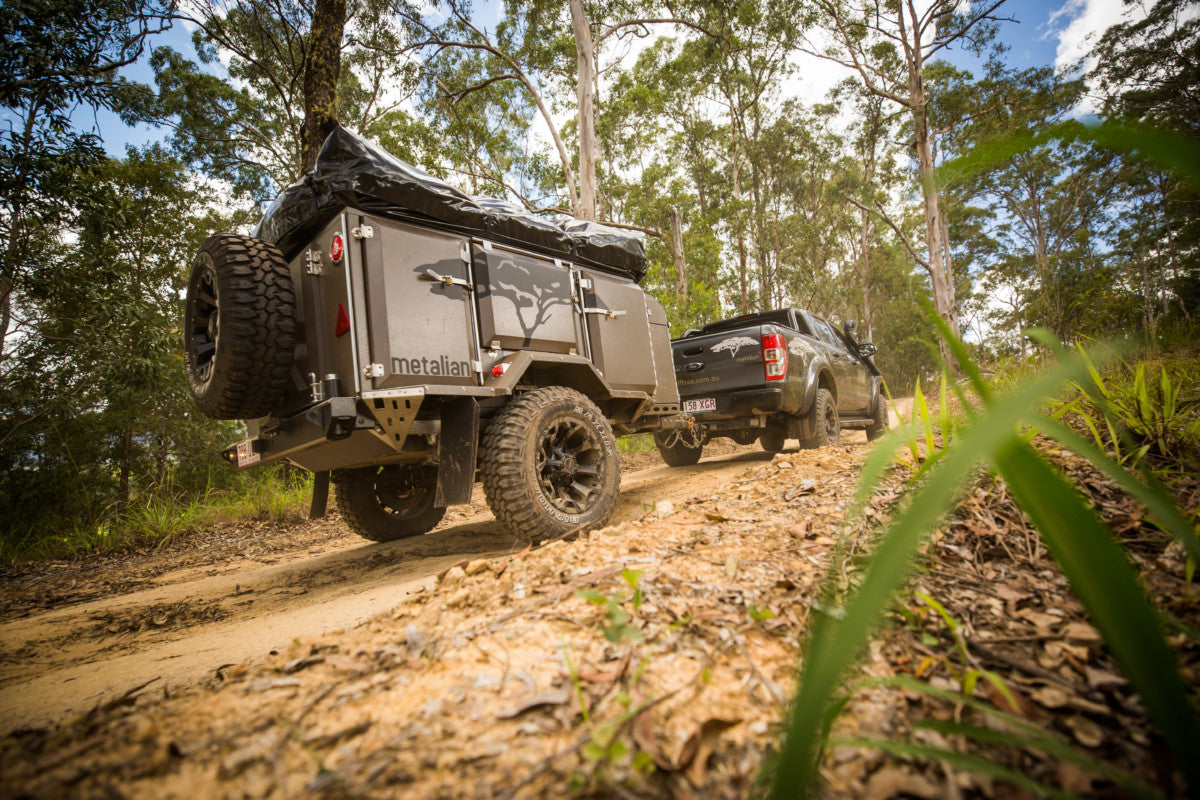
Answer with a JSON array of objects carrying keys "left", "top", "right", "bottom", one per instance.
[
  {"left": 491, "top": 363, "right": 509, "bottom": 378},
  {"left": 330, "top": 234, "right": 344, "bottom": 262},
  {"left": 335, "top": 302, "right": 350, "bottom": 336},
  {"left": 762, "top": 333, "right": 788, "bottom": 380}
]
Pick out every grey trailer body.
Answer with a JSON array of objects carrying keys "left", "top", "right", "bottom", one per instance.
[
  {"left": 235, "top": 208, "right": 681, "bottom": 474},
  {"left": 189, "top": 205, "right": 684, "bottom": 544}
]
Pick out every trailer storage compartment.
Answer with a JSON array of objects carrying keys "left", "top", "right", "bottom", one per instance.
[{"left": 358, "top": 216, "right": 479, "bottom": 391}]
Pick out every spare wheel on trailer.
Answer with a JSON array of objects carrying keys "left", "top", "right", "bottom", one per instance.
[{"left": 184, "top": 233, "right": 298, "bottom": 420}]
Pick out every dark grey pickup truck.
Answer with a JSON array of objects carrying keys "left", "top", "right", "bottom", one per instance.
[{"left": 653, "top": 308, "right": 887, "bottom": 466}]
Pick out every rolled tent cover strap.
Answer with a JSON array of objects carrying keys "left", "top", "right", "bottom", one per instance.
[{"left": 254, "top": 126, "right": 647, "bottom": 282}]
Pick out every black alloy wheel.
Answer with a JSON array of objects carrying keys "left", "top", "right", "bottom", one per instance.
[
  {"left": 189, "top": 263, "right": 220, "bottom": 389},
  {"left": 536, "top": 417, "right": 605, "bottom": 516},
  {"left": 334, "top": 465, "right": 446, "bottom": 542}
]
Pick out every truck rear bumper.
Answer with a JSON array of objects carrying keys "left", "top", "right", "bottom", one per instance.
[{"left": 684, "top": 387, "right": 785, "bottom": 421}]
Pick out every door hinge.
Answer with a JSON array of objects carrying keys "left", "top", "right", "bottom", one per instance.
[
  {"left": 351, "top": 225, "right": 375, "bottom": 240},
  {"left": 304, "top": 249, "right": 324, "bottom": 275},
  {"left": 363, "top": 363, "right": 385, "bottom": 379}
]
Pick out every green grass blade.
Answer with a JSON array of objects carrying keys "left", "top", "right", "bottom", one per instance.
[
  {"left": 1032, "top": 416, "right": 1200, "bottom": 563},
  {"left": 923, "top": 302, "right": 992, "bottom": 402},
  {"left": 915, "top": 382, "right": 936, "bottom": 458},
  {"left": 828, "top": 737, "right": 1078, "bottom": 799},
  {"left": 769, "top": 357, "right": 1093, "bottom": 800},
  {"left": 915, "top": 720, "right": 1162, "bottom": 799},
  {"left": 991, "top": 440, "right": 1200, "bottom": 791}
]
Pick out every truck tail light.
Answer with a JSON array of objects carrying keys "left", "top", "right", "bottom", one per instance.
[
  {"left": 762, "top": 333, "right": 788, "bottom": 381},
  {"left": 330, "top": 234, "right": 344, "bottom": 262}
]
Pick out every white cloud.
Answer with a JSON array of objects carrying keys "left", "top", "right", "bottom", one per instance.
[{"left": 1049, "top": 0, "right": 1139, "bottom": 73}]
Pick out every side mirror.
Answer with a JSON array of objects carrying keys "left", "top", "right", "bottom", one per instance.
[{"left": 858, "top": 343, "right": 877, "bottom": 358}]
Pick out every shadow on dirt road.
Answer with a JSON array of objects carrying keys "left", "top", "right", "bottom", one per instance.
[{"left": 1, "top": 447, "right": 783, "bottom": 730}]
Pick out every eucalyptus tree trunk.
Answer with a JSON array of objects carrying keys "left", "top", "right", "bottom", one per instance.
[
  {"left": 569, "top": 0, "right": 597, "bottom": 221},
  {"left": 301, "top": 0, "right": 346, "bottom": 172},
  {"left": 728, "top": 96, "right": 750, "bottom": 313},
  {"left": 670, "top": 208, "right": 688, "bottom": 309},
  {"left": 906, "top": 51, "right": 958, "bottom": 363}
]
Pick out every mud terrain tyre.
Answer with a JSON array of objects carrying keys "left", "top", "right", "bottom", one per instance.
[
  {"left": 334, "top": 465, "right": 445, "bottom": 542},
  {"left": 865, "top": 395, "right": 889, "bottom": 441},
  {"left": 184, "top": 233, "right": 297, "bottom": 420},
  {"left": 654, "top": 433, "right": 703, "bottom": 467},
  {"left": 800, "top": 388, "right": 841, "bottom": 448},
  {"left": 760, "top": 425, "right": 787, "bottom": 454},
  {"left": 480, "top": 387, "right": 620, "bottom": 542}
]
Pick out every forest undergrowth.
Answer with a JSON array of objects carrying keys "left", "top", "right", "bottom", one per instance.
[{"left": 0, "top": 468, "right": 312, "bottom": 565}]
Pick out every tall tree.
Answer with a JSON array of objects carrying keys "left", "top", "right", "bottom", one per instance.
[
  {"left": 161, "top": 0, "right": 424, "bottom": 194},
  {"left": 302, "top": 0, "right": 347, "bottom": 170},
  {"left": 1092, "top": 0, "right": 1200, "bottom": 334},
  {"left": 936, "top": 66, "right": 1117, "bottom": 342},
  {"left": 0, "top": 148, "right": 243, "bottom": 532},
  {"left": 0, "top": 0, "right": 170, "bottom": 367},
  {"left": 409, "top": 0, "right": 716, "bottom": 220},
  {"left": 801, "top": 0, "right": 1008, "bottom": 364}
]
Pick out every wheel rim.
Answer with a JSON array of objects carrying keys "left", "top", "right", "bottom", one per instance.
[
  {"left": 374, "top": 467, "right": 431, "bottom": 520},
  {"left": 536, "top": 417, "right": 605, "bottom": 515},
  {"left": 823, "top": 403, "right": 839, "bottom": 439},
  {"left": 189, "top": 263, "right": 220, "bottom": 388}
]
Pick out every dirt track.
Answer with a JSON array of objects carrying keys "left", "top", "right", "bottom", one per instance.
[{"left": 0, "top": 444, "right": 797, "bottom": 731}]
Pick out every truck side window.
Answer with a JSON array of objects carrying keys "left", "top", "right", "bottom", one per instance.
[{"left": 812, "top": 318, "right": 841, "bottom": 349}]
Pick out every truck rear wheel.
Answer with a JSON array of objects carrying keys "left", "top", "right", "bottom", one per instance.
[
  {"left": 654, "top": 433, "right": 703, "bottom": 467},
  {"left": 760, "top": 426, "right": 787, "bottom": 454},
  {"left": 801, "top": 388, "right": 841, "bottom": 448},
  {"left": 334, "top": 465, "right": 445, "bottom": 542},
  {"left": 480, "top": 387, "right": 620, "bottom": 542},
  {"left": 184, "top": 233, "right": 297, "bottom": 420}
]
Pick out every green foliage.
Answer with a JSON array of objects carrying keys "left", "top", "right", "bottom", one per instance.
[
  {"left": 768, "top": 320, "right": 1200, "bottom": 799},
  {"left": 1067, "top": 350, "right": 1200, "bottom": 470},
  {"left": 0, "top": 466, "right": 311, "bottom": 563},
  {"left": 577, "top": 568, "right": 645, "bottom": 644},
  {"left": 0, "top": 147, "right": 262, "bottom": 558}
]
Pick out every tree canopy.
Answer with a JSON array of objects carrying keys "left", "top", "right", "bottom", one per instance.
[{"left": 2, "top": 0, "right": 1196, "bottom": 546}]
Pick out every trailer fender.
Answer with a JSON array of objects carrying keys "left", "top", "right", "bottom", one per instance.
[{"left": 486, "top": 351, "right": 613, "bottom": 401}]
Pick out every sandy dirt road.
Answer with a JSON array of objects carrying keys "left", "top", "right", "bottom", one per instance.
[{"left": 0, "top": 445, "right": 789, "bottom": 731}]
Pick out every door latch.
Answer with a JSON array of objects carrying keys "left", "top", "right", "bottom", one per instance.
[
  {"left": 422, "top": 269, "right": 472, "bottom": 289},
  {"left": 583, "top": 307, "right": 626, "bottom": 319}
]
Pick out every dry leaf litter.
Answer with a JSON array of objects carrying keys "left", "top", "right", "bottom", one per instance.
[{"left": 1, "top": 438, "right": 1196, "bottom": 799}]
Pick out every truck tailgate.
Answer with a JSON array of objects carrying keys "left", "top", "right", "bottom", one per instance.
[{"left": 671, "top": 328, "right": 769, "bottom": 414}]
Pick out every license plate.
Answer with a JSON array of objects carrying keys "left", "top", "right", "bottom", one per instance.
[
  {"left": 683, "top": 397, "right": 717, "bottom": 413},
  {"left": 236, "top": 440, "right": 261, "bottom": 468}
]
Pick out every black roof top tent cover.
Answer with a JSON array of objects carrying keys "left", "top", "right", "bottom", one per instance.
[{"left": 254, "top": 126, "right": 647, "bottom": 282}]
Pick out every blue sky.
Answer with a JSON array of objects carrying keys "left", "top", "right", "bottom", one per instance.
[{"left": 77, "top": 0, "right": 1126, "bottom": 156}]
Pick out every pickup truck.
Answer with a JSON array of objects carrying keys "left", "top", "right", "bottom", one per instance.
[
  {"left": 184, "top": 127, "right": 688, "bottom": 545},
  {"left": 653, "top": 308, "right": 886, "bottom": 466}
]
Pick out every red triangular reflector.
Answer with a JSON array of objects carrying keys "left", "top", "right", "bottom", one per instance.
[{"left": 335, "top": 302, "right": 351, "bottom": 336}]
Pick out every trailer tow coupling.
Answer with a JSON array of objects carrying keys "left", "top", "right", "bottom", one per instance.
[{"left": 653, "top": 415, "right": 702, "bottom": 449}]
